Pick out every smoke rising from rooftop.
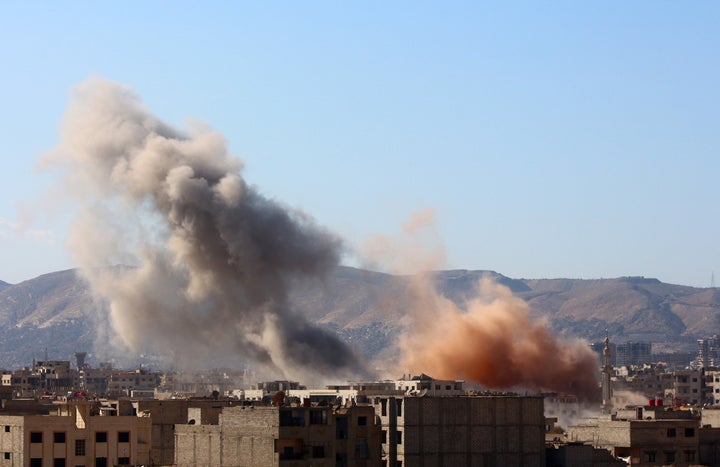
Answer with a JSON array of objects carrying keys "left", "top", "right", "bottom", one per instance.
[
  {"left": 44, "top": 77, "right": 369, "bottom": 381},
  {"left": 362, "top": 210, "right": 598, "bottom": 400},
  {"left": 399, "top": 276, "right": 599, "bottom": 400}
]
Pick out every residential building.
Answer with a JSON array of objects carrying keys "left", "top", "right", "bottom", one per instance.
[
  {"left": 0, "top": 400, "right": 151, "bottom": 467},
  {"left": 616, "top": 342, "right": 652, "bottom": 368},
  {"left": 361, "top": 392, "right": 545, "bottom": 467},
  {"left": 546, "top": 442, "right": 627, "bottom": 467},
  {"left": 107, "top": 369, "right": 161, "bottom": 398},
  {"left": 174, "top": 404, "right": 380, "bottom": 466},
  {"left": 695, "top": 335, "right": 720, "bottom": 369},
  {"left": 705, "top": 369, "right": 720, "bottom": 405},
  {"left": 121, "top": 398, "right": 245, "bottom": 466},
  {"left": 568, "top": 406, "right": 699, "bottom": 466},
  {"left": 673, "top": 369, "right": 704, "bottom": 405}
]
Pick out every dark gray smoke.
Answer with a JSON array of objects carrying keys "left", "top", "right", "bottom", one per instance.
[{"left": 44, "top": 77, "right": 369, "bottom": 382}]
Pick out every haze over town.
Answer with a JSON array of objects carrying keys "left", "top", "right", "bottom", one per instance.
[{"left": 1, "top": 2, "right": 719, "bottom": 287}]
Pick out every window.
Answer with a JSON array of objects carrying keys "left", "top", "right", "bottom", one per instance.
[
  {"left": 397, "top": 431, "right": 402, "bottom": 444},
  {"left": 665, "top": 451, "right": 675, "bottom": 463},
  {"left": 30, "top": 432, "right": 43, "bottom": 443},
  {"left": 685, "top": 450, "right": 696, "bottom": 462},
  {"left": 358, "top": 416, "right": 367, "bottom": 426},
  {"left": 95, "top": 458, "right": 107, "bottom": 467},
  {"left": 279, "top": 409, "right": 304, "bottom": 427},
  {"left": 354, "top": 440, "right": 368, "bottom": 459},
  {"left": 380, "top": 399, "right": 387, "bottom": 416},
  {"left": 667, "top": 428, "right": 676, "bottom": 437},
  {"left": 54, "top": 459, "right": 66, "bottom": 467},
  {"left": 685, "top": 427, "right": 695, "bottom": 437},
  {"left": 381, "top": 430, "right": 387, "bottom": 443},
  {"left": 396, "top": 399, "right": 402, "bottom": 417},
  {"left": 281, "top": 447, "right": 294, "bottom": 460},
  {"left": 30, "top": 459, "right": 42, "bottom": 467},
  {"left": 312, "top": 446, "right": 325, "bottom": 458},
  {"left": 644, "top": 450, "right": 656, "bottom": 462},
  {"left": 95, "top": 432, "right": 107, "bottom": 443},
  {"left": 117, "top": 431, "right": 130, "bottom": 443},
  {"left": 309, "top": 410, "right": 327, "bottom": 425},
  {"left": 54, "top": 432, "right": 66, "bottom": 443},
  {"left": 117, "top": 458, "right": 130, "bottom": 465},
  {"left": 3, "top": 453, "right": 9, "bottom": 460},
  {"left": 336, "top": 416, "right": 348, "bottom": 439},
  {"left": 3, "top": 426, "right": 9, "bottom": 432},
  {"left": 75, "top": 439, "right": 86, "bottom": 456}
]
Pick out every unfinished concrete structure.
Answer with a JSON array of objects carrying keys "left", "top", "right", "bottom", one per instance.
[
  {"left": 361, "top": 392, "right": 546, "bottom": 467},
  {"left": 175, "top": 404, "right": 380, "bottom": 466},
  {"left": 568, "top": 406, "right": 700, "bottom": 466}
]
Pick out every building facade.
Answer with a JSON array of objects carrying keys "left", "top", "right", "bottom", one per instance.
[
  {"left": 568, "top": 407, "right": 699, "bottom": 466},
  {"left": 175, "top": 404, "right": 381, "bottom": 467},
  {"left": 0, "top": 401, "right": 151, "bottom": 467},
  {"left": 363, "top": 394, "right": 545, "bottom": 467}
]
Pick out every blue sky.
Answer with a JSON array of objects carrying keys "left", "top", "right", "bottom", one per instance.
[{"left": 1, "top": 2, "right": 718, "bottom": 286}]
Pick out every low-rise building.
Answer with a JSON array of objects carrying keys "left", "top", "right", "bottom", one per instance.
[
  {"left": 175, "top": 404, "right": 380, "bottom": 466},
  {"left": 568, "top": 406, "right": 699, "bottom": 466},
  {"left": 546, "top": 442, "right": 627, "bottom": 467},
  {"left": 673, "top": 369, "right": 704, "bottom": 405},
  {"left": 362, "top": 392, "right": 545, "bottom": 467},
  {"left": 107, "top": 369, "right": 161, "bottom": 398},
  {"left": 0, "top": 401, "right": 151, "bottom": 467}
]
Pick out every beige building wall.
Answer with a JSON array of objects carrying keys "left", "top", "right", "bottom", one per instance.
[
  {"left": 0, "top": 403, "right": 151, "bottom": 467},
  {"left": 0, "top": 416, "right": 23, "bottom": 467},
  {"left": 569, "top": 417, "right": 699, "bottom": 466}
]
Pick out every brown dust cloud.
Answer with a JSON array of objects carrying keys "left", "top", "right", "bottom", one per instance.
[{"left": 362, "top": 209, "right": 598, "bottom": 400}]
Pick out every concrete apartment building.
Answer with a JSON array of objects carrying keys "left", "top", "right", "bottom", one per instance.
[
  {"left": 705, "top": 369, "right": 720, "bottom": 405},
  {"left": 673, "top": 369, "right": 704, "bottom": 405},
  {"left": 120, "top": 398, "right": 246, "bottom": 466},
  {"left": 546, "top": 442, "right": 627, "bottom": 467},
  {"left": 107, "top": 369, "right": 161, "bottom": 398},
  {"left": 248, "top": 374, "right": 544, "bottom": 466},
  {"left": 568, "top": 406, "right": 700, "bottom": 466},
  {"left": 174, "top": 404, "right": 380, "bottom": 467},
  {"left": 361, "top": 392, "right": 545, "bottom": 467},
  {"left": 0, "top": 401, "right": 151, "bottom": 467},
  {"left": 615, "top": 342, "right": 652, "bottom": 367}
]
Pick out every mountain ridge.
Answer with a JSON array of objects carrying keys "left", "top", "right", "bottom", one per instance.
[{"left": 0, "top": 267, "right": 713, "bottom": 368}]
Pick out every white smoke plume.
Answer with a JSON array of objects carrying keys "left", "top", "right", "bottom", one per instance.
[{"left": 44, "top": 77, "right": 370, "bottom": 382}]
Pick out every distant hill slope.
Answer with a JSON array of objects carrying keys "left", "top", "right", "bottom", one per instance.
[
  {"left": 0, "top": 270, "right": 98, "bottom": 368},
  {"left": 0, "top": 267, "right": 713, "bottom": 368}
]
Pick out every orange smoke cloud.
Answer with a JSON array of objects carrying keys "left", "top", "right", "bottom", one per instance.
[
  {"left": 399, "top": 275, "right": 599, "bottom": 400},
  {"left": 358, "top": 209, "right": 599, "bottom": 400}
]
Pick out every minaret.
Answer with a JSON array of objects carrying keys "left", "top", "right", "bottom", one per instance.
[{"left": 601, "top": 332, "right": 613, "bottom": 414}]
